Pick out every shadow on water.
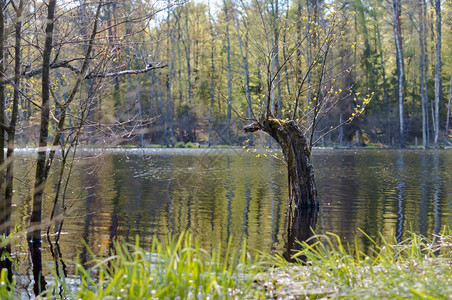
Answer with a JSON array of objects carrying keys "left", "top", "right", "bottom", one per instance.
[{"left": 283, "top": 207, "right": 318, "bottom": 262}]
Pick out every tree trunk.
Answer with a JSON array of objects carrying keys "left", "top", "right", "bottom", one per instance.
[
  {"left": 0, "top": 1, "right": 11, "bottom": 282},
  {"left": 135, "top": 78, "right": 144, "bottom": 147},
  {"left": 155, "top": 70, "right": 169, "bottom": 147},
  {"left": 446, "top": 75, "right": 452, "bottom": 143},
  {"left": 424, "top": 0, "right": 430, "bottom": 145},
  {"left": 167, "top": 2, "right": 175, "bottom": 146},
  {"left": 184, "top": 7, "right": 192, "bottom": 104},
  {"left": 374, "top": 15, "right": 390, "bottom": 146},
  {"left": 223, "top": 0, "right": 232, "bottom": 142},
  {"left": 418, "top": 0, "right": 427, "bottom": 148},
  {"left": 272, "top": 0, "right": 281, "bottom": 117},
  {"left": 27, "top": 1, "right": 56, "bottom": 295},
  {"left": 208, "top": 1, "right": 215, "bottom": 147},
  {"left": 0, "top": 0, "right": 5, "bottom": 189},
  {"left": 391, "top": 0, "right": 405, "bottom": 148},
  {"left": 106, "top": 3, "right": 120, "bottom": 109},
  {"left": 5, "top": 0, "right": 23, "bottom": 228},
  {"left": 30, "top": 0, "right": 57, "bottom": 244},
  {"left": 296, "top": 0, "right": 302, "bottom": 105},
  {"left": 433, "top": 0, "right": 441, "bottom": 146},
  {"left": 282, "top": 0, "right": 290, "bottom": 96},
  {"left": 356, "top": 0, "right": 372, "bottom": 90},
  {"left": 245, "top": 118, "right": 318, "bottom": 208},
  {"left": 232, "top": 5, "right": 251, "bottom": 119}
]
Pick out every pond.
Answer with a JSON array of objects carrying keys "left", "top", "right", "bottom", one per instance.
[{"left": 5, "top": 148, "right": 452, "bottom": 292}]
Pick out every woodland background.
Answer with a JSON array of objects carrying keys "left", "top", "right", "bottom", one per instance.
[{"left": 0, "top": 0, "right": 451, "bottom": 148}]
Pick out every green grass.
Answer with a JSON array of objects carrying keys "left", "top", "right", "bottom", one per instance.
[
  {"left": 1, "top": 231, "right": 451, "bottom": 299},
  {"left": 70, "top": 233, "right": 263, "bottom": 299},
  {"left": 257, "top": 230, "right": 452, "bottom": 298}
]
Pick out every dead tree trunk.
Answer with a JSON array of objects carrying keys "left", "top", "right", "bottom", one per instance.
[{"left": 245, "top": 118, "right": 318, "bottom": 208}]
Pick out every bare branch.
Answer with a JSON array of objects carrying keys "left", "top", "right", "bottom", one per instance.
[
  {"left": 85, "top": 63, "right": 168, "bottom": 79},
  {"left": 20, "top": 60, "right": 167, "bottom": 80}
]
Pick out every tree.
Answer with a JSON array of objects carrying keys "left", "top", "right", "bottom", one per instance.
[
  {"left": 446, "top": 75, "right": 452, "bottom": 143},
  {"left": 244, "top": 6, "right": 370, "bottom": 208},
  {"left": 433, "top": 0, "right": 441, "bottom": 146},
  {"left": 409, "top": 0, "right": 428, "bottom": 147},
  {"left": 391, "top": 0, "right": 405, "bottom": 148},
  {"left": 223, "top": 0, "right": 233, "bottom": 142},
  {"left": 19, "top": 1, "right": 171, "bottom": 294}
]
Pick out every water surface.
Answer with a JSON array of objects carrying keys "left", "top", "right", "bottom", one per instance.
[{"left": 8, "top": 148, "right": 452, "bottom": 283}]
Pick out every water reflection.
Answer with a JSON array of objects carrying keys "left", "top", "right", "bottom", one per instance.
[
  {"left": 2, "top": 149, "right": 452, "bottom": 287},
  {"left": 432, "top": 154, "right": 442, "bottom": 236},
  {"left": 395, "top": 153, "right": 405, "bottom": 243},
  {"left": 283, "top": 207, "right": 318, "bottom": 262},
  {"left": 27, "top": 238, "right": 46, "bottom": 295}
]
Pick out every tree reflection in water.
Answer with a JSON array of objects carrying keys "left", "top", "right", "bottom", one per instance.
[
  {"left": 27, "top": 237, "right": 46, "bottom": 295},
  {"left": 283, "top": 207, "right": 318, "bottom": 262}
]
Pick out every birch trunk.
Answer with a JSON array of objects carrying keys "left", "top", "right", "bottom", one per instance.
[
  {"left": 418, "top": 0, "right": 427, "bottom": 148},
  {"left": 184, "top": 7, "right": 192, "bottom": 104},
  {"left": 391, "top": 0, "right": 405, "bottom": 148},
  {"left": 224, "top": 0, "right": 232, "bottom": 142},
  {"left": 272, "top": 0, "right": 281, "bottom": 117},
  {"left": 446, "top": 75, "right": 452, "bottom": 143},
  {"left": 167, "top": 3, "right": 174, "bottom": 146},
  {"left": 232, "top": 3, "right": 251, "bottom": 118},
  {"left": 433, "top": 0, "right": 441, "bottom": 146},
  {"left": 208, "top": 1, "right": 215, "bottom": 147}
]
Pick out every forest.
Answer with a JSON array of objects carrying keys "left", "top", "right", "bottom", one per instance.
[
  {"left": 0, "top": 0, "right": 452, "bottom": 298},
  {"left": 0, "top": 0, "right": 449, "bottom": 151}
]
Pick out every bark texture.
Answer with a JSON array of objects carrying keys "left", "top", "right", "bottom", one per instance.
[{"left": 245, "top": 118, "right": 318, "bottom": 208}]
